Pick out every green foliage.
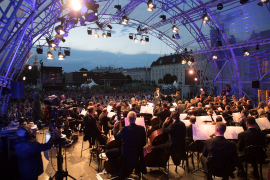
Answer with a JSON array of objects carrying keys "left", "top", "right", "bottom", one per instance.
[
  {"left": 158, "top": 78, "right": 164, "bottom": 84},
  {"left": 163, "top": 74, "right": 174, "bottom": 84},
  {"left": 91, "top": 85, "right": 104, "bottom": 89},
  {"left": 32, "top": 92, "right": 44, "bottom": 122},
  {"left": 79, "top": 68, "right": 88, "bottom": 72}
]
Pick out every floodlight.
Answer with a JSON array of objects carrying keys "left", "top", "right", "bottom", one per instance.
[
  {"left": 87, "top": 29, "right": 92, "bottom": 35},
  {"left": 58, "top": 52, "right": 65, "bottom": 60},
  {"left": 134, "top": 38, "right": 138, "bottom": 43},
  {"left": 122, "top": 16, "right": 129, "bottom": 24},
  {"left": 94, "top": 33, "right": 99, "bottom": 38},
  {"left": 107, "top": 31, "right": 111, "bottom": 37},
  {"left": 23, "top": 76, "right": 26, "bottom": 81},
  {"left": 145, "top": 36, "right": 149, "bottom": 42},
  {"left": 189, "top": 70, "right": 193, "bottom": 74},
  {"left": 102, "top": 33, "right": 108, "bottom": 38},
  {"left": 244, "top": 49, "right": 249, "bottom": 56},
  {"left": 28, "top": 65, "right": 32, "bottom": 70},
  {"left": 217, "top": 3, "right": 223, "bottom": 10},
  {"left": 160, "top": 15, "right": 166, "bottom": 21},
  {"left": 70, "top": 0, "right": 82, "bottom": 11},
  {"left": 172, "top": 25, "right": 179, "bottom": 32},
  {"left": 182, "top": 60, "right": 187, "bottom": 64},
  {"left": 188, "top": 60, "right": 192, "bottom": 65},
  {"left": 37, "top": 47, "right": 43, "bottom": 54},
  {"left": 95, "top": 21, "right": 103, "bottom": 29},
  {"left": 257, "top": 0, "right": 269, "bottom": 6},
  {"left": 55, "top": 25, "right": 65, "bottom": 35},
  {"left": 212, "top": 54, "right": 217, "bottom": 60},
  {"left": 140, "top": 39, "right": 146, "bottom": 44},
  {"left": 47, "top": 51, "right": 54, "bottom": 59},
  {"left": 114, "top": 5, "right": 121, "bottom": 10},
  {"left": 107, "top": 25, "right": 113, "bottom": 29},
  {"left": 172, "top": 33, "right": 180, "bottom": 39},
  {"left": 129, "top": 34, "right": 133, "bottom": 40},
  {"left": 64, "top": 49, "right": 70, "bottom": 56},
  {"left": 195, "top": 78, "right": 198, "bottom": 81},
  {"left": 200, "top": 88, "right": 203, "bottom": 91}
]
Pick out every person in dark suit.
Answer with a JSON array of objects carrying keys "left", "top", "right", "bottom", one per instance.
[
  {"left": 83, "top": 106, "right": 106, "bottom": 146},
  {"left": 129, "top": 103, "right": 140, "bottom": 116},
  {"left": 194, "top": 103, "right": 207, "bottom": 116},
  {"left": 246, "top": 100, "right": 253, "bottom": 110},
  {"left": 152, "top": 111, "right": 186, "bottom": 167},
  {"left": 99, "top": 108, "right": 115, "bottom": 135},
  {"left": 186, "top": 116, "right": 196, "bottom": 141},
  {"left": 157, "top": 103, "right": 171, "bottom": 127},
  {"left": 201, "top": 122, "right": 238, "bottom": 178},
  {"left": 106, "top": 111, "right": 147, "bottom": 177},
  {"left": 237, "top": 110, "right": 248, "bottom": 131},
  {"left": 177, "top": 100, "right": 186, "bottom": 114},
  {"left": 171, "top": 91, "right": 181, "bottom": 102},
  {"left": 95, "top": 103, "right": 103, "bottom": 118},
  {"left": 154, "top": 88, "right": 167, "bottom": 106},
  {"left": 237, "top": 116, "right": 266, "bottom": 177},
  {"left": 222, "top": 105, "right": 233, "bottom": 125}
]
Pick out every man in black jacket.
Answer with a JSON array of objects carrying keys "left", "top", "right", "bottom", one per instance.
[
  {"left": 14, "top": 125, "right": 60, "bottom": 180},
  {"left": 186, "top": 116, "right": 196, "bottom": 141},
  {"left": 201, "top": 122, "right": 238, "bottom": 177},
  {"left": 177, "top": 100, "right": 186, "bottom": 114},
  {"left": 106, "top": 111, "right": 147, "bottom": 177},
  {"left": 237, "top": 116, "right": 266, "bottom": 177},
  {"left": 152, "top": 113, "right": 186, "bottom": 167},
  {"left": 194, "top": 103, "right": 207, "bottom": 116},
  {"left": 154, "top": 88, "right": 167, "bottom": 106},
  {"left": 157, "top": 103, "right": 171, "bottom": 127},
  {"left": 222, "top": 105, "right": 233, "bottom": 125},
  {"left": 99, "top": 108, "right": 115, "bottom": 135}
]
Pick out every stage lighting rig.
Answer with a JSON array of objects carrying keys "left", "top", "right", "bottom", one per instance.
[
  {"left": 69, "top": 0, "right": 82, "bottom": 11},
  {"left": 257, "top": 0, "right": 269, "bottom": 6},
  {"left": 134, "top": 36, "right": 138, "bottom": 43},
  {"left": 107, "top": 31, "right": 111, "bottom": 37},
  {"left": 160, "top": 15, "right": 166, "bottom": 21},
  {"left": 114, "top": 5, "right": 121, "bottom": 11},
  {"left": 107, "top": 24, "right": 113, "bottom": 29},
  {"left": 243, "top": 49, "right": 249, "bottom": 57},
  {"left": 94, "top": 32, "right": 99, "bottom": 38},
  {"left": 55, "top": 25, "right": 65, "bottom": 35},
  {"left": 147, "top": 0, "right": 156, "bottom": 11},
  {"left": 64, "top": 48, "right": 71, "bottom": 56},
  {"left": 87, "top": 28, "right": 92, "bottom": 35},
  {"left": 172, "top": 25, "right": 179, "bottom": 32},
  {"left": 47, "top": 51, "right": 54, "bottom": 59},
  {"left": 58, "top": 52, "right": 65, "bottom": 60},
  {"left": 46, "top": 38, "right": 56, "bottom": 50},
  {"left": 102, "top": 33, "right": 108, "bottom": 38},
  {"left": 217, "top": 3, "right": 223, "bottom": 10},
  {"left": 145, "top": 36, "right": 149, "bottom": 42},
  {"left": 122, "top": 16, "right": 129, "bottom": 25},
  {"left": 172, "top": 33, "right": 180, "bottom": 39},
  {"left": 202, "top": 13, "right": 210, "bottom": 24},
  {"left": 182, "top": 59, "right": 187, "bottom": 64},
  {"left": 212, "top": 54, "right": 217, "bottom": 60},
  {"left": 129, "top": 33, "right": 133, "bottom": 40},
  {"left": 37, "top": 47, "right": 43, "bottom": 54},
  {"left": 140, "top": 39, "right": 146, "bottom": 44}
]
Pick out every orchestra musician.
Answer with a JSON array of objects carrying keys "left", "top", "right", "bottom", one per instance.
[
  {"left": 154, "top": 88, "right": 167, "bottom": 106},
  {"left": 194, "top": 103, "right": 207, "bottom": 116},
  {"left": 152, "top": 109, "right": 186, "bottom": 167},
  {"left": 156, "top": 103, "right": 171, "bottom": 127},
  {"left": 106, "top": 111, "right": 147, "bottom": 178},
  {"left": 99, "top": 108, "right": 115, "bottom": 135},
  {"left": 170, "top": 91, "right": 181, "bottom": 102},
  {"left": 186, "top": 116, "right": 196, "bottom": 141}
]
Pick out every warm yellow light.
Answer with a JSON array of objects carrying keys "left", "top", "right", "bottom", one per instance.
[
  {"left": 189, "top": 70, "right": 193, "bottom": 74},
  {"left": 70, "top": 0, "right": 82, "bottom": 11}
]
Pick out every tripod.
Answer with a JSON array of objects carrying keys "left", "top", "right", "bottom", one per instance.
[{"left": 50, "top": 139, "right": 76, "bottom": 180}]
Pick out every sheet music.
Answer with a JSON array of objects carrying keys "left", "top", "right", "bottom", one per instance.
[
  {"left": 125, "top": 117, "right": 145, "bottom": 128},
  {"left": 140, "top": 106, "right": 153, "bottom": 115},
  {"left": 190, "top": 106, "right": 194, "bottom": 109},
  {"left": 217, "top": 107, "right": 222, "bottom": 111},
  {"left": 107, "top": 105, "right": 113, "bottom": 112},
  {"left": 170, "top": 108, "right": 175, "bottom": 112},
  {"left": 181, "top": 120, "right": 190, "bottom": 126},
  {"left": 173, "top": 103, "right": 177, "bottom": 106},
  {"left": 205, "top": 105, "right": 210, "bottom": 107},
  {"left": 44, "top": 131, "right": 52, "bottom": 161},
  {"left": 232, "top": 112, "right": 241, "bottom": 122},
  {"left": 180, "top": 113, "right": 187, "bottom": 120},
  {"left": 81, "top": 109, "right": 87, "bottom": 115},
  {"left": 212, "top": 115, "right": 226, "bottom": 123},
  {"left": 147, "top": 103, "right": 154, "bottom": 107},
  {"left": 108, "top": 112, "right": 116, "bottom": 118},
  {"left": 256, "top": 118, "right": 270, "bottom": 130},
  {"left": 195, "top": 116, "right": 213, "bottom": 125},
  {"left": 224, "top": 126, "right": 243, "bottom": 139},
  {"left": 192, "top": 124, "right": 215, "bottom": 140}
]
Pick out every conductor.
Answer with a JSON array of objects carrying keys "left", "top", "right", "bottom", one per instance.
[{"left": 154, "top": 88, "right": 167, "bottom": 106}]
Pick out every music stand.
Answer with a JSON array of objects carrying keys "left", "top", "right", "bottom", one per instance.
[{"left": 50, "top": 138, "right": 76, "bottom": 180}]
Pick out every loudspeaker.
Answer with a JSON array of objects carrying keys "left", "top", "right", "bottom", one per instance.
[
  {"left": 11, "top": 81, "right": 24, "bottom": 98},
  {"left": 252, "top": 81, "right": 260, "bottom": 88}
]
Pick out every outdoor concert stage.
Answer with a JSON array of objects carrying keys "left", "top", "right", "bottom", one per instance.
[{"left": 34, "top": 129, "right": 270, "bottom": 180}]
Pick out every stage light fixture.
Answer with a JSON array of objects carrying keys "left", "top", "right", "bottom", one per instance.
[
  {"left": 243, "top": 49, "right": 249, "bottom": 56},
  {"left": 95, "top": 21, "right": 103, "bottom": 29},
  {"left": 172, "top": 33, "right": 180, "bottom": 39},
  {"left": 189, "top": 70, "right": 193, "bottom": 74},
  {"left": 58, "top": 52, "right": 65, "bottom": 60},
  {"left": 47, "top": 51, "right": 54, "bottom": 59},
  {"left": 102, "top": 33, "right": 108, "bottom": 38},
  {"left": 49, "top": 47, "right": 56, "bottom": 51},
  {"left": 202, "top": 14, "right": 210, "bottom": 23},
  {"left": 182, "top": 60, "right": 187, "bottom": 64},
  {"left": 107, "top": 25, "right": 113, "bottom": 29},
  {"left": 200, "top": 88, "right": 203, "bottom": 91},
  {"left": 184, "top": 48, "right": 188, "bottom": 53},
  {"left": 240, "top": 0, "right": 249, "bottom": 4},
  {"left": 217, "top": 3, "right": 223, "bottom": 10},
  {"left": 114, "top": 5, "right": 121, "bottom": 10},
  {"left": 85, "top": 12, "right": 98, "bottom": 22},
  {"left": 23, "top": 76, "right": 26, "bottom": 81},
  {"left": 172, "top": 25, "right": 179, "bottom": 32},
  {"left": 37, "top": 47, "right": 43, "bottom": 54},
  {"left": 122, "top": 16, "right": 129, "bottom": 25},
  {"left": 134, "top": 38, "right": 138, "bottom": 43},
  {"left": 212, "top": 54, "right": 217, "bottom": 60},
  {"left": 94, "top": 32, "right": 99, "bottom": 38},
  {"left": 160, "top": 15, "right": 166, "bottom": 21},
  {"left": 188, "top": 60, "right": 192, "bottom": 65},
  {"left": 129, "top": 34, "right": 133, "bottom": 40},
  {"left": 147, "top": 0, "right": 156, "bottom": 11},
  {"left": 85, "top": 2, "right": 99, "bottom": 12},
  {"left": 107, "top": 31, "right": 111, "bottom": 37},
  {"left": 28, "top": 65, "right": 32, "bottom": 70},
  {"left": 87, "top": 29, "right": 92, "bottom": 35},
  {"left": 257, "top": 0, "right": 269, "bottom": 6},
  {"left": 141, "top": 39, "right": 146, "bottom": 44},
  {"left": 64, "top": 49, "right": 70, "bottom": 56},
  {"left": 70, "top": 0, "right": 82, "bottom": 11},
  {"left": 55, "top": 25, "right": 65, "bottom": 35},
  {"left": 195, "top": 78, "right": 198, "bottom": 81},
  {"left": 145, "top": 36, "right": 149, "bottom": 42}
]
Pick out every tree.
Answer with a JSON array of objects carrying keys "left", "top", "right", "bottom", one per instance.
[
  {"left": 79, "top": 68, "right": 88, "bottom": 72},
  {"left": 158, "top": 78, "right": 164, "bottom": 84},
  {"left": 163, "top": 74, "right": 174, "bottom": 84},
  {"left": 125, "top": 75, "right": 132, "bottom": 84}
]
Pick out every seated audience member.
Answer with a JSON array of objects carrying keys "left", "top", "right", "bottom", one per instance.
[
  {"left": 186, "top": 116, "right": 196, "bottom": 141},
  {"left": 201, "top": 122, "right": 238, "bottom": 178},
  {"left": 237, "top": 116, "right": 266, "bottom": 177},
  {"left": 194, "top": 103, "right": 207, "bottom": 116}
]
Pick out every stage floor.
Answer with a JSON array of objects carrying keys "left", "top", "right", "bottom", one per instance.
[{"left": 36, "top": 129, "right": 270, "bottom": 180}]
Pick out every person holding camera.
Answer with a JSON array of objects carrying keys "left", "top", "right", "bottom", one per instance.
[{"left": 13, "top": 125, "right": 60, "bottom": 180}]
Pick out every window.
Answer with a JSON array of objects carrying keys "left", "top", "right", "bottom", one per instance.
[{"left": 83, "top": 74, "right": 87, "bottom": 77}]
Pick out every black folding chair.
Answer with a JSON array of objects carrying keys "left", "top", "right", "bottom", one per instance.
[{"left": 207, "top": 156, "right": 234, "bottom": 180}]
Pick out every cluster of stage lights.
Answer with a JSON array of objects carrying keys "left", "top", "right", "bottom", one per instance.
[
  {"left": 189, "top": 70, "right": 199, "bottom": 81},
  {"left": 87, "top": 28, "right": 111, "bottom": 38},
  {"left": 129, "top": 34, "right": 149, "bottom": 44},
  {"left": 36, "top": 46, "right": 70, "bottom": 60}
]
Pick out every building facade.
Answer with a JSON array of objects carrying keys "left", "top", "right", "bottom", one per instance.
[{"left": 121, "top": 67, "right": 151, "bottom": 84}]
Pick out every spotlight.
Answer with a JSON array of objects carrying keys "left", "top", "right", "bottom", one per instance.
[
  {"left": 107, "top": 31, "right": 111, "bottom": 37},
  {"left": 107, "top": 25, "right": 113, "bottom": 29},
  {"left": 49, "top": 46, "right": 56, "bottom": 51},
  {"left": 95, "top": 21, "right": 103, "bottom": 29},
  {"left": 58, "top": 52, "right": 65, "bottom": 60},
  {"left": 54, "top": 34, "right": 66, "bottom": 43},
  {"left": 195, "top": 78, "right": 198, "bottom": 81},
  {"left": 102, "top": 33, "right": 108, "bottom": 38},
  {"left": 87, "top": 29, "right": 92, "bottom": 35},
  {"left": 172, "top": 25, "right": 179, "bottom": 32},
  {"left": 55, "top": 25, "right": 65, "bottom": 35},
  {"left": 85, "top": 2, "right": 99, "bottom": 12},
  {"left": 200, "top": 88, "right": 203, "bottom": 91},
  {"left": 122, "top": 16, "right": 129, "bottom": 24},
  {"left": 134, "top": 38, "right": 138, "bottom": 43},
  {"left": 85, "top": 12, "right": 98, "bottom": 22},
  {"left": 189, "top": 70, "right": 193, "bottom": 74},
  {"left": 47, "top": 51, "right": 54, "bottom": 59},
  {"left": 147, "top": 0, "right": 156, "bottom": 11},
  {"left": 184, "top": 48, "right": 188, "bottom": 53},
  {"left": 129, "top": 33, "right": 133, "bottom": 40},
  {"left": 37, "top": 47, "right": 43, "bottom": 54},
  {"left": 28, "top": 65, "right": 32, "bottom": 70},
  {"left": 212, "top": 54, "right": 217, "bottom": 60},
  {"left": 240, "top": 0, "right": 249, "bottom": 4},
  {"left": 257, "top": 0, "right": 269, "bottom": 7},
  {"left": 23, "top": 76, "right": 26, "bottom": 81},
  {"left": 188, "top": 60, "right": 192, "bottom": 65},
  {"left": 160, "top": 15, "right": 166, "bottom": 21},
  {"left": 140, "top": 39, "right": 146, "bottom": 44},
  {"left": 145, "top": 36, "right": 149, "bottom": 42},
  {"left": 172, "top": 33, "right": 180, "bottom": 39},
  {"left": 94, "top": 33, "right": 99, "bottom": 38},
  {"left": 114, "top": 5, "right": 121, "bottom": 10},
  {"left": 64, "top": 49, "right": 70, "bottom": 56},
  {"left": 256, "top": 45, "right": 259, "bottom": 51},
  {"left": 243, "top": 49, "right": 249, "bottom": 56},
  {"left": 217, "top": 3, "right": 223, "bottom": 10},
  {"left": 182, "top": 60, "right": 187, "bottom": 64},
  {"left": 70, "top": 0, "right": 82, "bottom": 11},
  {"left": 202, "top": 14, "right": 210, "bottom": 23}
]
